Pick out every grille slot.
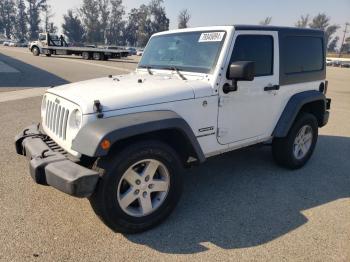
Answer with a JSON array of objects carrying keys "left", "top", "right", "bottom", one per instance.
[
  {"left": 45, "top": 99, "right": 69, "bottom": 140},
  {"left": 43, "top": 136, "right": 68, "bottom": 156}
]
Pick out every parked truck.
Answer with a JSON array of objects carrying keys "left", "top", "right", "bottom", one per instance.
[{"left": 29, "top": 33, "right": 129, "bottom": 60}]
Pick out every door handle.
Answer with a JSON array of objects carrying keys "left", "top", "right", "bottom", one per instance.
[{"left": 264, "top": 85, "right": 280, "bottom": 91}]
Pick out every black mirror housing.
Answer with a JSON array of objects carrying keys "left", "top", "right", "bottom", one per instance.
[
  {"left": 228, "top": 61, "right": 255, "bottom": 81},
  {"left": 223, "top": 61, "right": 256, "bottom": 94}
]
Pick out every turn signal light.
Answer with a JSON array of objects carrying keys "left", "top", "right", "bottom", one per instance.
[{"left": 100, "top": 139, "right": 111, "bottom": 150}]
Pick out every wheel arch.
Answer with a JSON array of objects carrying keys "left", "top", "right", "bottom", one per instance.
[
  {"left": 299, "top": 100, "right": 326, "bottom": 126},
  {"left": 105, "top": 129, "right": 202, "bottom": 166},
  {"left": 273, "top": 90, "right": 327, "bottom": 138},
  {"left": 72, "top": 111, "right": 206, "bottom": 164}
]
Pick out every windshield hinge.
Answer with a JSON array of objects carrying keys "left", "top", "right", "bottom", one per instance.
[{"left": 218, "top": 96, "right": 229, "bottom": 107}]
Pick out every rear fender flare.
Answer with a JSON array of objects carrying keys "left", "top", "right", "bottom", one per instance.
[{"left": 273, "top": 90, "right": 326, "bottom": 138}]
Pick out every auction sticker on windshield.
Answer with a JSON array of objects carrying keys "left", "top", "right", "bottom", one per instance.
[{"left": 199, "top": 32, "right": 225, "bottom": 42}]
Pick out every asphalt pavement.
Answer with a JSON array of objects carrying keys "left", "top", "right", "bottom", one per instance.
[
  {"left": 0, "top": 47, "right": 349, "bottom": 262},
  {"left": 0, "top": 46, "right": 138, "bottom": 91}
]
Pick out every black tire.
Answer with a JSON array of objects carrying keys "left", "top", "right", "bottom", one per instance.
[
  {"left": 89, "top": 140, "right": 183, "bottom": 234},
  {"left": 32, "top": 46, "right": 40, "bottom": 56},
  {"left": 93, "top": 52, "right": 104, "bottom": 60},
  {"left": 82, "top": 52, "right": 91, "bottom": 60},
  {"left": 272, "top": 113, "right": 318, "bottom": 169}
]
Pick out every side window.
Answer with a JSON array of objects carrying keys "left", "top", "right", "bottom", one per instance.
[
  {"left": 39, "top": 34, "right": 46, "bottom": 41},
  {"left": 229, "top": 35, "right": 274, "bottom": 77},
  {"left": 284, "top": 36, "right": 324, "bottom": 74}
]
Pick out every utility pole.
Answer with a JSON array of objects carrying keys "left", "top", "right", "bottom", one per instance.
[{"left": 339, "top": 22, "right": 349, "bottom": 58}]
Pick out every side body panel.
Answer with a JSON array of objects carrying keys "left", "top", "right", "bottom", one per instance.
[{"left": 83, "top": 96, "right": 227, "bottom": 158}]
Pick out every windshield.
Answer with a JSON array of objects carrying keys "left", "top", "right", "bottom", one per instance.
[{"left": 139, "top": 31, "right": 226, "bottom": 74}]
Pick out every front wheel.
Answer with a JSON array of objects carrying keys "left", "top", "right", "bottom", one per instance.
[
  {"left": 32, "top": 46, "right": 40, "bottom": 56},
  {"left": 89, "top": 140, "right": 183, "bottom": 233},
  {"left": 272, "top": 113, "right": 318, "bottom": 169}
]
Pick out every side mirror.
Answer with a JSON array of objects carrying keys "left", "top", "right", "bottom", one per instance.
[{"left": 223, "top": 61, "right": 255, "bottom": 94}]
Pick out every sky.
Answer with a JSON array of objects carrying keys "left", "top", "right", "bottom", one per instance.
[{"left": 50, "top": 0, "right": 350, "bottom": 40}]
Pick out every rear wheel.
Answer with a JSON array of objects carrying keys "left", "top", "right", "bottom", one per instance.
[
  {"left": 82, "top": 52, "right": 91, "bottom": 60},
  {"left": 93, "top": 52, "right": 104, "bottom": 60},
  {"left": 272, "top": 113, "right": 318, "bottom": 169},
  {"left": 89, "top": 140, "right": 183, "bottom": 233},
  {"left": 32, "top": 46, "right": 40, "bottom": 56}
]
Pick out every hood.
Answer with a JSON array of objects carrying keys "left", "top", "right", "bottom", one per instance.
[{"left": 47, "top": 72, "right": 213, "bottom": 114}]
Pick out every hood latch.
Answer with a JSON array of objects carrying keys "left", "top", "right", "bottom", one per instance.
[{"left": 93, "top": 100, "right": 104, "bottom": 119}]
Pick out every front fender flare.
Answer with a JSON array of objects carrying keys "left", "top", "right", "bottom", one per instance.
[{"left": 72, "top": 110, "right": 205, "bottom": 162}]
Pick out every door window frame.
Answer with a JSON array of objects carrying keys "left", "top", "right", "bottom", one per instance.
[
  {"left": 226, "top": 34, "right": 274, "bottom": 78},
  {"left": 220, "top": 30, "right": 279, "bottom": 89}
]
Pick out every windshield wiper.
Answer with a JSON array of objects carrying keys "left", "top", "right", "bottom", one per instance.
[
  {"left": 139, "top": 65, "right": 153, "bottom": 75},
  {"left": 163, "top": 66, "right": 187, "bottom": 80}
]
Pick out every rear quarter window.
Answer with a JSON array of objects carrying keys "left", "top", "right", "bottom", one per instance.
[{"left": 284, "top": 36, "right": 324, "bottom": 74}]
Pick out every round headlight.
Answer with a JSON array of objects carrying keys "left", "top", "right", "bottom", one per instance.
[
  {"left": 41, "top": 95, "right": 47, "bottom": 115},
  {"left": 70, "top": 109, "right": 82, "bottom": 129}
]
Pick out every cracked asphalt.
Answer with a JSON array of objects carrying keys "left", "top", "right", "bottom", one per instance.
[{"left": 0, "top": 47, "right": 349, "bottom": 262}]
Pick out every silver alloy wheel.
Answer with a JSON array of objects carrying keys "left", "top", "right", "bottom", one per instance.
[
  {"left": 293, "top": 125, "right": 313, "bottom": 160},
  {"left": 117, "top": 159, "right": 170, "bottom": 217}
]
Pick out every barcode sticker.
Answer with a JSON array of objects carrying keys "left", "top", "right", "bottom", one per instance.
[{"left": 199, "top": 32, "right": 225, "bottom": 42}]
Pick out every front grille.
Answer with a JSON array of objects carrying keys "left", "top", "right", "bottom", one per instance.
[{"left": 45, "top": 99, "right": 69, "bottom": 140}]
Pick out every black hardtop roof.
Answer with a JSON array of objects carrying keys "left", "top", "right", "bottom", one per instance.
[{"left": 233, "top": 25, "right": 324, "bottom": 36}]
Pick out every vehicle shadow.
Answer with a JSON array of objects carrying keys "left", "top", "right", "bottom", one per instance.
[
  {"left": 126, "top": 135, "right": 350, "bottom": 254},
  {"left": 0, "top": 53, "right": 68, "bottom": 88}
]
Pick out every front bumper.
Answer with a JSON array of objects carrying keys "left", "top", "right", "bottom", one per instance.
[
  {"left": 321, "top": 111, "right": 330, "bottom": 127},
  {"left": 15, "top": 124, "right": 99, "bottom": 198}
]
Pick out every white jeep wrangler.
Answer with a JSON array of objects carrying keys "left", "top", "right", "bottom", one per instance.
[{"left": 16, "top": 25, "right": 330, "bottom": 233}]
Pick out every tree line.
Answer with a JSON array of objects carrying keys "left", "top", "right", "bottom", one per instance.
[
  {"left": 1, "top": 0, "right": 347, "bottom": 51},
  {"left": 65, "top": 1, "right": 191, "bottom": 47},
  {"left": 260, "top": 14, "right": 349, "bottom": 53},
  {"left": 0, "top": 0, "right": 51, "bottom": 41},
  {"left": 0, "top": 0, "right": 185, "bottom": 47},
  {"left": 0, "top": 0, "right": 169, "bottom": 46},
  {"left": 68, "top": 0, "right": 172, "bottom": 47}
]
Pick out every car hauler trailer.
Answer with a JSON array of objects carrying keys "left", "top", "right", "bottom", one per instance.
[{"left": 29, "top": 33, "right": 129, "bottom": 60}]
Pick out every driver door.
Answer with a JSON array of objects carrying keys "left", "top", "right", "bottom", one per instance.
[{"left": 217, "top": 31, "right": 281, "bottom": 145}]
